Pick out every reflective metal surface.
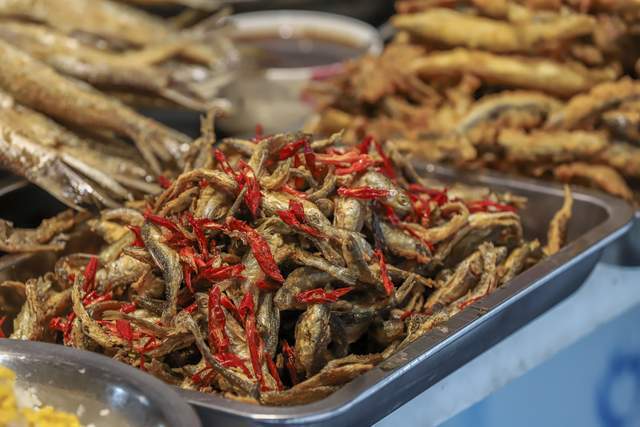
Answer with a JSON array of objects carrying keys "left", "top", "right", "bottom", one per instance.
[
  {"left": 184, "top": 165, "right": 635, "bottom": 426},
  {"left": 0, "top": 167, "right": 634, "bottom": 426},
  {"left": 0, "top": 340, "right": 201, "bottom": 427}
]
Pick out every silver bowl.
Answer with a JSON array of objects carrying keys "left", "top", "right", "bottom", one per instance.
[
  {"left": 218, "top": 10, "right": 383, "bottom": 136},
  {"left": 0, "top": 340, "right": 201, "bottom": 427}
]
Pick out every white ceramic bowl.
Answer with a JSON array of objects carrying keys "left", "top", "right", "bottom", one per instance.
[{"left": 218, "top": 10, "right": 383, "bottom": 136}]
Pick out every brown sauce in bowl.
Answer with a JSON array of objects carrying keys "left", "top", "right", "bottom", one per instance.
[{"left": 234, "top": 29, "right": 367, "bottom": 69}]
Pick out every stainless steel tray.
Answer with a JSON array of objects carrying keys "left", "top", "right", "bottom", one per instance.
[
  {"left": 601, "top": 210, "right": 640, "bottom": 266},
  {"left": 0, "top": 167, "right": 634, "bottom": 426},
  {"left": 183, "top": 165, "right": 635, "bottom": 426}
]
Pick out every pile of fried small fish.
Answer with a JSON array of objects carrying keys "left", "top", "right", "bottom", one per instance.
[
  {"left": 308, "top": 0, "right": 640, "bottom": 203},
  {"left": 0, "top": 131, "right": 573, "bottom": 405},
  {"left": 0, "top": 0, "right": 237, "bottom": 209}
]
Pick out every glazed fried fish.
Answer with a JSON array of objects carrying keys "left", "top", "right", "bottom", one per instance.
[{"left": 0, "top": 130, "right": 559, "bottom": 405}]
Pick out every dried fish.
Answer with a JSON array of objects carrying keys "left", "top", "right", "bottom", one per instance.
[{"left": 1, "top": 130, "right": 548, "bottom": 405}]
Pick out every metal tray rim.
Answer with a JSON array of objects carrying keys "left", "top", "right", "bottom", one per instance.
[
  {"left": 0, "top": 170, "right": 634, "bottom": 424},
  {"left": 179, "top": 165, "right": 636, "bottom": 423}
]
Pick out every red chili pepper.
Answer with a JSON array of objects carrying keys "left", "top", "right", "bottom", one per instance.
[
  {"left": 303, "top": 139, "right": 320, "bottom": 180},
  {"left": 458, "top": 295, "right": 484, "bottom": 311},
  {"left": 213, "top": 149, "right": 236, "bottom": 178},
  {"left": 120, "top": 303, "right": 136, "bottom": 314},
  {"left": 220, "top": 295, "right": 241, "bottom": 323},
  {"left": 138, "top": 336, "right": 159, "bottom": 371},
  {"left": 316, "top": 150, "right": 364, "bottom": 165},
  {"left": 115, "top": 319, "right": 134, "bottom": 344},
  {"left": 227, "top": 218, "right": 284, "bottom": 283},
  {"left": 50, "top": 311, "right": 76, "bottom": 345},
  {"left": 82, "top": 256, "right": 99, "bottom": 293},
  {"left": 144, "top": 210, "right": 186, "bottom": 240},
  {"left": 295, "top": 287, "right": 353, "bottom": 304},
  {"left": 373, "top": 140, "right": 396, "bottom": 180},
  {"left": 126, "top": 225, "right": 145, "bottom": 248},
  {"left": 192, "top": 366, "right": 215, "bottom": 385},
  {"left": 281, "top": 340, "right": 298, "bottom": 385},
  {"left": 265, "top": 352, "right": 284, "bottom": 391},
  {"left": 183, "top": 264, "right": 194, "bottom": 293},
  {"left": 281, "top": 184, "right": 308, "bottom": 199},
  {"left": 208, "top": 286, "right": 230, "bottom": 354},
  {"left": 254, "top": 123, "right": 264, "bottom": 141},
  {"left": 199, "top": 178, "right": 208, "bottom": 189},
  {"left": 400, "top": 310, "right": 414, "bottom": 320},
  {"left": 82, "top": 290, "right": 113, "bottom": 306},
  {"left": 279, "top": 139, "right": 306, "bottom": 160},
  {"left": 186, "top": 213, "right": 209, "bottom": 260},
  {"left": 238, "top": 292, "right": 254, "bottom": 323},
  {"left": 374, "top": 249, "right": 394, "bottom": 296},
  {"left": 408, "top": 184, "right": 449, "bottom": 206},
  {"left": 256, "top": 279, "right": 280, "bottom": 291},
  {"left": 215, "top": 353, "right": 253, "bottom": 379},
  {"left": 239, "top": 292, "right": 266, "bottom": 389},
  {"left": 358, "top": 135, "right": 374, "bottom": 154},
  {"left": 157, "top": 175, "right": 172, "bottom": 189},
  {"left": 0, "top": 316, "right": 6, "bottom": 338},
  {"left": 276, "top": 200, "right": 324, "bottom": 238},
  {"left": 238, "top": 163, "right": 262, "bottom": 217},
  {"left": 466, "top": 200, "right": 517, "bottom": 213},
  {"left": 383, "top": 204, "right": 401, "bottom": 225},
  {"left": 198, "top": 264, "right": 244, "bottom": 282},
  {"left": 337, "top": 187, "right": 391, "bottom": 200},
  {"left": 335, "top": 157, "right": 376, "bottom": 175},
  {"left": 183, "top": 302, "right": 199, "bottom": 314}
]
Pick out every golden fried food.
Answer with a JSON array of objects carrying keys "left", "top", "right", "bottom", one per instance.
[{"left": 0, "top": 130, "right": 571, "bottom": 405}]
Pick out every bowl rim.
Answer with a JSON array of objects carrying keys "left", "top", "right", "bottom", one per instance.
[
  {"left": 228, "top": 9, "right": 383, "bottom": 81},
  {"left": 0, "top": 339, "right": 202, "bottom": 427}
]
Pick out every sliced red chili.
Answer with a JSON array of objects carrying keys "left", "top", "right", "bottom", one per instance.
[
  {"left": 127, "top": 225, "right": 145, "bottom": 248},
  {"left": 265, "top": 352, "right": 284, "bottom": 391},
  {"left": 400, "top": 310, "right": 414, "bottom": 320},
  {"left": 335, "top": 157, "right": 376, "bottom": 175},
  {"left": 183, "top": 264, "right": 194, "bottom": 293},
  {"left": 227, "top": 218, "right": 284, "bottom": 283},
  {"left": 466, "top": 200, "right": 517, "bottom": 213},
  {"left": 208, "top": 286, "right": 230, "bottom": 354},
  {"left": 157, "top": 175, "right": 172, "bottom": 189},
  {"left": 238, "top": 163, "right": 262, "bottom": 217},
  {"left": 276, "top": 200, "right": 324, "bottom": 238},
  {"left": 198, "top": 264, "right": 245, "bottom": 282},
  {"left": 255, "top": 279, "right": 280, "bottom": 291},
  {"left": 239, "top": 292, "right": 266, "bottom": 389},
  {"left": 281, "top": 340, "right": 298, "bottom": 385},
  {"left": 183, "top": 302, "right": 199, "bottom": 314},
  {"left": 374, "top": 249, "right": 394, "bottom": 296},
  {"left": 295, "top": 287, "right": 353, "bottom": 304},
  {"left": 82, "top": 256, "right": 99, "bottom": 293},
  {"left": 144, "top": 210, "right": 186, "bottom": 240},
  {"left": 358, "top": 135, "right": 374, "bottom": 154},
  {"left": 281, "top": 184, "right": 308, "bottom": 199},
  {"left": 213, "top": 149, "right": 236, "bottom": 178},
  {"left": 120, "top": 303, "right": 136, "bottom": 314},
  {"left": 303, "top": 139, "right": 320, "bottom": 180},
  {"left": 215, "top": 353, "right": 253, "bottom": 379},
  {"left": 254, "top": 123, "right": 264, "bottom": 141},
  {"left": 337, "top": 187, "right": 391, "bottom": 200},
  {"left": 279, "top": 139, "right": 306, "bottom": 160},
  {"left": 115, "top": 319, "right": 134, "bottom": 344}
]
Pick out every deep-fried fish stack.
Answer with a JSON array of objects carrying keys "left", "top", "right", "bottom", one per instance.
[
  {"left": 0, "top": 0, "right": 234, "bottom": 112},
  {"left": 0, "top": 130, "right": 572, "bottom": 404},
  {"left": 309, "top": 1, "right": 640, "bottom": 202}
]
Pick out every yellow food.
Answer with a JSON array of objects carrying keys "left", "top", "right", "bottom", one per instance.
[{"left": 0, "top": 366, "right": 81, "bottom": 427}]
